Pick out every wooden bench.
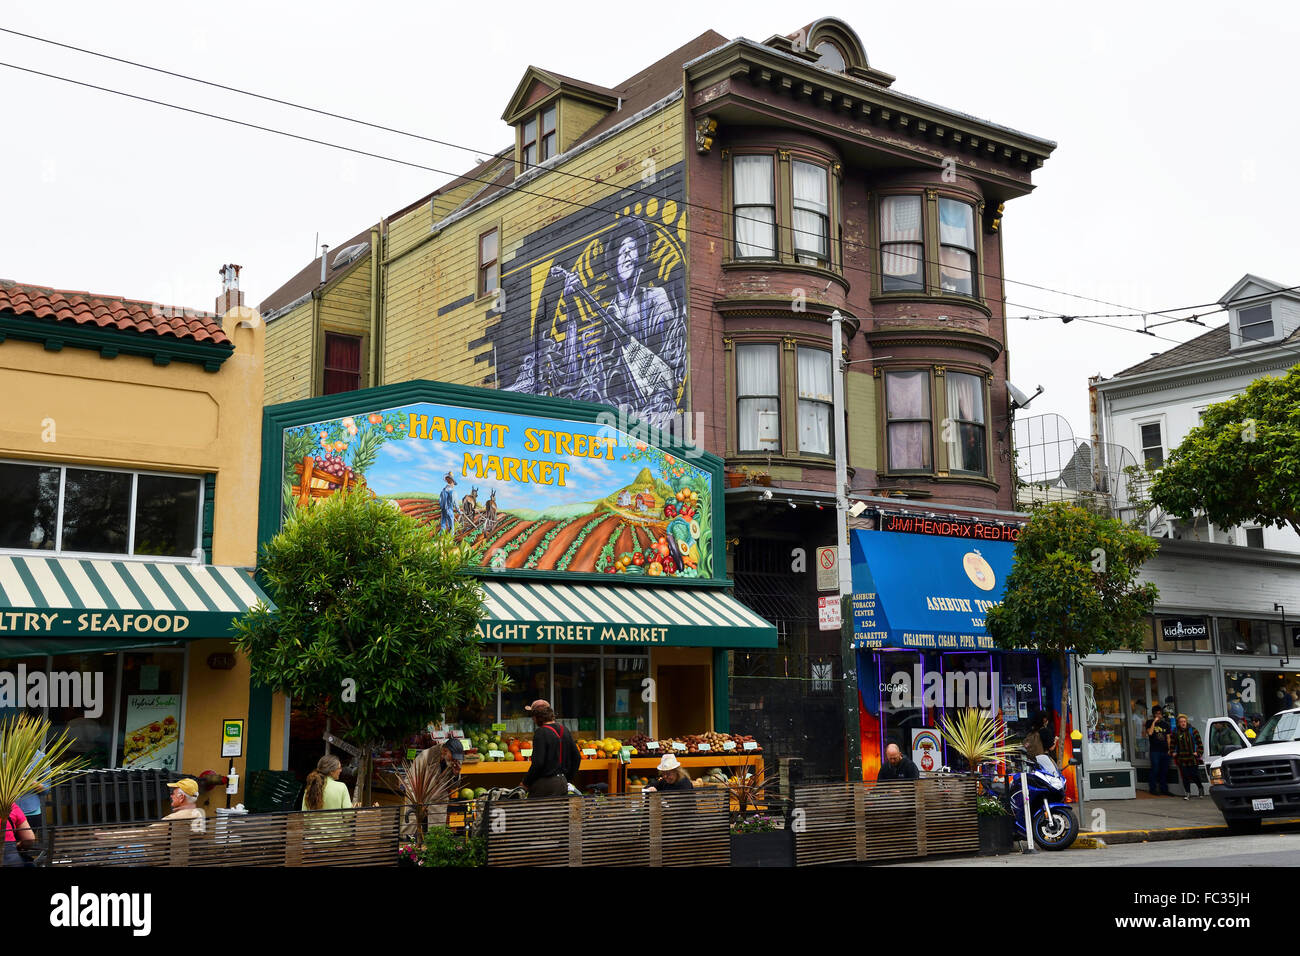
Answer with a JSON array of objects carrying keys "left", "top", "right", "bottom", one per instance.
[{"left": 45, "top": 804, "right": 402, "bottom": 867}]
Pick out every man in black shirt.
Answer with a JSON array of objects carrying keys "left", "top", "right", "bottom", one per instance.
[
  {"left": 876, "top": 743, "right": 920, "bottom": 781},
  {"left": 522, "top": 699, "right": 582, "bottom": 798},
  {"left": 1144, "top": 705, "right": 1172, "bottom": 795}
]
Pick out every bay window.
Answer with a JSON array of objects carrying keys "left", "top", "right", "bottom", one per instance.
[
  {"left": 797, "top": 347, "right": 834, "bottom": 456},
  {"left": 737, "top": 344, "right": 780, "bottom": 453},
  {"left": 879, "top": 195, "right": 923, "bottom": 291},
  {"left": 885, "top": 371, "right": 932, "bottom": 471},
  {"left": 792, "top": 161, "right": 830, "bottom": 266},
  {"left": 945, "top": 372, "right": 987, "bottom": 475},
  {"left": 733, "top": 155, "right": 776, "bottom": 258},
  {"left": 938, "top": 199, "right": 976, "bottom": 296}
]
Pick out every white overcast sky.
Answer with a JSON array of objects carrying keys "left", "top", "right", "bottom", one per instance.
[{"left": 3, "top": 1, "right": 1298, "bottom": 441}]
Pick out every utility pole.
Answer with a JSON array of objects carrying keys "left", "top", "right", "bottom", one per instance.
[{"left": 829, "top": 310, "right": 861, "bottom": 779}]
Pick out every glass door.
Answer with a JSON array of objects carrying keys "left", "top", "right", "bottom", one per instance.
[{"left": 939, "top": 652, "right": 994, "bottom": 773}]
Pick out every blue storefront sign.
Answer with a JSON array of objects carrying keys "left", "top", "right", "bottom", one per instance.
[{"left": 850, "top": 529, "right": 1016, "bottom": 651}]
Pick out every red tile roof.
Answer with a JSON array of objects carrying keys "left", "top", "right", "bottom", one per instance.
[{"left": 0, "top": 279, "right": 231, "bottom": 347}]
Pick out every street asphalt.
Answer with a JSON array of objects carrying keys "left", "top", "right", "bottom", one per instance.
[{"left": 885, "top": 831, "right": 1300, "bottom": 866}]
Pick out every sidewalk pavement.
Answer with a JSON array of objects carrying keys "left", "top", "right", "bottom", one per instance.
[{"left": 1073, "top": 789, "right": 1300, "bottom": 846}]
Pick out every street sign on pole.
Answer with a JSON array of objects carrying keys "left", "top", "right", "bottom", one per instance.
[
  {"left": 815, "top": 545, "right": 838, "bottom": 592},
  {"left": 818, "top": 595, "right": 841, "bottom": 631}
]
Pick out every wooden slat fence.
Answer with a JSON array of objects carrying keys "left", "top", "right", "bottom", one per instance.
[
  {"left": 485, "top": 790, "right": 730, "bottom": 867},
  {"left": 793, "top": 776, "right": 978, "bottom": 866},
  {"left": 46, "top": 804, "right": 402, "bottom": 867}
]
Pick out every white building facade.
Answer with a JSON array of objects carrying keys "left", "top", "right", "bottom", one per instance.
[{"left": 1074, "top": 274, "right": 1300, "bottom": 798}]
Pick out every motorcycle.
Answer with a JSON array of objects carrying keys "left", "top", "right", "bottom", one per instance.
[{"left": 980, "top": 752, "right": 1078, "bottom": 850}]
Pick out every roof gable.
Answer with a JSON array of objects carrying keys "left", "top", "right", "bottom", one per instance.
[
  {"left": 501, "top": 66, "right": 619, "bottom": 124},
  {"left": 1219, "top": 273, "right": 1293, "bottom": 306}
]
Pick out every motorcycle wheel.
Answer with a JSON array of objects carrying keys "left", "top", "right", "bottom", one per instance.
[{"left": 1032, "top": 806, "right": 1078, "bottom": 850}]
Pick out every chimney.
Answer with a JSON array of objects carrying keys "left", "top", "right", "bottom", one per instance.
[
  {"left": 320, "top": 245, "right": 330, "bottom": 284},
  {"left": 216, "top": 264, "right": 244, "bottom": 315}
]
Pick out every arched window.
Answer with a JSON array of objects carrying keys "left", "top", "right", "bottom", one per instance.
[{"left": 814, "top": 41, "right": 847, "bottom": 73}]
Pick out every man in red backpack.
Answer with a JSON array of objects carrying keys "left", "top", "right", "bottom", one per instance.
[{"left": 522, "top": 700, "right": 582, "bottom": 798}]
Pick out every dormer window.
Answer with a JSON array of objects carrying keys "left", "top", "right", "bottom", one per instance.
[
  {"left": 1237, "top": 303, "right": 1274, "bottom": 344},
  {"left": 814, "top": 41, "right": 847, "bottom": 73},
  {"left": 521, "top": 105, "right": 558, "bottom": 169}
]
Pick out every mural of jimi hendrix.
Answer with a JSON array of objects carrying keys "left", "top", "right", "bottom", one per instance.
[{"left": 505, "top": 214, "right": 686, "bottom": 418}]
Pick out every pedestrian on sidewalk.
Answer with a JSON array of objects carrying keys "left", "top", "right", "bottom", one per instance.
[
  {"left": 2, "top": 804, "right": 35, "bottom": 867},
  {"left": 522, "top": 700, "right": 581, "bottom": 798},
  {"left": 1171, "top": 715, "right": 1205, "bottom": 798},
  {"left": 1145, "top": 705, "right": 1172, "bottom": 795}
]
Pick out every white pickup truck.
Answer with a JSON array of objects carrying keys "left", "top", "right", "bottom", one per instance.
[{"left": 1204, "top": 708, "right": 1300, "bottom": 834}]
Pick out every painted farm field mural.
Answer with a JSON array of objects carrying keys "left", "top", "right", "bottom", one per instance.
[{"left": 280, "top": 400, "right": 712, "bottom": 580}]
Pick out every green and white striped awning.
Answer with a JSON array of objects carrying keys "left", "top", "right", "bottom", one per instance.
[
  {"left": 476, "top": 579, "right": 776, "bottom": 649},
  {"left": 0, "top": 554, "right": 273, "bottom": 642}
]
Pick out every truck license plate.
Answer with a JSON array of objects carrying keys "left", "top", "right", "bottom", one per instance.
[{"left": 1252, "top": 798, "right": 1274, "bottom": 812}]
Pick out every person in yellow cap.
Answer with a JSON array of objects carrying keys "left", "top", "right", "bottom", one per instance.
[{"left": 162, "top": 778, "right": 207, "bottom": 834}]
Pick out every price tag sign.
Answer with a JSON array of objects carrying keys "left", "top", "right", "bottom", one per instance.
[
  {"left": 672, "top": 742, "right": 687, "bottom": 751},
  {"left": 645, "top": 741, "right": 659, "bottom": 750},
  {"left": 697, "top": 743, "right": 712, "bottom": 751},
  {"left": 582, "top": 748, "right": 597, "bottom": 756},
  {"left": 491, "top": 723, "right": 506, "bottom": 732},
  {"left": 521, "top": 749, "right": 532, "bottom": 759},
  {"left": 406, "top": 748, "right": 418, "bottom": 760},
  {"left": 743, "top": 741, "right": 758, "bottom": 751},
  {"left": 723, "top": 741, "right": 736, "bottom": 751},
  {"left": 488, "top": 750, "right": 504, "bottom": 759}
]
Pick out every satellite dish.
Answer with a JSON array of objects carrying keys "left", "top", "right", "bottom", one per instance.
[{"left": 1009, "top": 383, "right": 1044, "bottom": 410}]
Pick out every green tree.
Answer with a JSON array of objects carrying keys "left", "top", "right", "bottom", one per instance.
[
  {"left": 1149, "top": 365, "right": 1300, "bottom": 537},
  {"left": 235, "top": 490, "right": 507, "bottom": 803},
  {"left": 985, "top": 502, "right": 1159, "bottom": 763}
]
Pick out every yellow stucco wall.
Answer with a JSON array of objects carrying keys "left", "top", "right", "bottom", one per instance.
[{"left": 0, "top": 305, "right": 286, "bottom": 778}]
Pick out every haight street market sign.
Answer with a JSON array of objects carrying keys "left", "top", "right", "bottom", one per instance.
[{"left": 276, "top": 395, "right": 716, "bottom": 583}]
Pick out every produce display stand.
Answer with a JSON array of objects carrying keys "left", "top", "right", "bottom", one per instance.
[
  {"left": 458, "top": 758, "right": 620, "bottom": 793},
  {"left": 626, "top": 754, "right": 766, "bottom": 808}
]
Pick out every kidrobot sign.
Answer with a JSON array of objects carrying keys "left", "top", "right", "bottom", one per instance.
[
  {"left": 1160, "top": 618, "right": 1208, "bottom": 642},
  {"left": 279, "top": 399, "right": 715, "bottom": 582}
]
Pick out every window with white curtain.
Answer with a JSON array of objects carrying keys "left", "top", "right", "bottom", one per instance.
[
  {"left": 737, "top": 344, "right": 780, "bottom": 452},
  {"left": 733, "top": 156, "right": 776, "bottom": 258},
  {"left": 792, "top": 161, "right": 830, "bottom": 266},
  {"left": 945, "top": 371, "right": 986, "bottom": 475},
  {"left": 797, "top": 347, "right": 834, "bottom": 455},
  {"left": 938, "top": 199, "right": 976, "bottom": 296},
  {"left": 885, "top": 371, "right": 931, "bottom": 471},
  {"left": 880, "top": 196, "right": 923, "bottom": 291}
]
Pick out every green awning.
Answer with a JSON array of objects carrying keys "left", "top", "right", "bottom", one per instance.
[
  {"left": 0, "top": 554, "right": 274, "bottom": 645},
  {"left": 476, "top": 579, "right": 776, "bottom": 648}
]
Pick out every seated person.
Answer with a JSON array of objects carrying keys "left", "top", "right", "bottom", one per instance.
[
  {"left": 876, "top": 743, "right": 919, "bottom": 781},
  {"left": 643, "top": 754, "right": 693, "bottom": 792}
]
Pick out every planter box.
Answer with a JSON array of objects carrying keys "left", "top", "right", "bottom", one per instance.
[
  {"left": 730, "top": 829, "right": 794, "bottom": 867},
  {"left": 978, "top": 814, "right": 1014, "bottom": 856}
]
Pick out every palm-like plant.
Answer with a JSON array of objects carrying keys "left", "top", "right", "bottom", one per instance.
[
  {"left": 0, "top": 712, "right": 90, "bottom": 846},
  {"left": 389, "top": 750, "right": 462, "bottom": 840},
  {"left": 938, "top": 708, "right": 1022, "bottom": 776}
]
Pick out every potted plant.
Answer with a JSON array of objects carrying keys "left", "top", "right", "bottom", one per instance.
[
  {"left": 724, "top": 755, "right": 793, "bottom": 867},
  {"left": 939, "top": 708, "right": 1022, "bottom": 856},
  {"left": 976, "top": 792, "right": 1014, "bottom": 856},
  {"left": 0, "top": 712, "right": 89, "bottom": 864}
]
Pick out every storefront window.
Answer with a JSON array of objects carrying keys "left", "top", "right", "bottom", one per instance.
[
  {"left": 603, "top": 654, "right": 650, "bottom": 741},
  {"left": 552, "top": 655, "right": 600, "bottom": 736},
  {"left": 998, "top": 654, "right": 1043, "bottom": 743},
  {"left": 1224, "top": 670, "right": 1262, "bottom": 720},
  {"left": 1152, "top": 616, "right": 1212, "bottom": 652},
  {"left": 1217, "top": 617, "right": 1284, "bottom": 656},
  {"left": 0, "top": 462, "right": 59, "bottom": 550},
  {"left": 880, "top": 651, "right": 922, "bottom": 757},
  {"left": 1084, "top": 668, "right": 1125, "bottom": 763},
  {"left": 114, "top": 650, "right": 185, "bottom": 771},
  {"left": 501, "top": 649, "right": 550, "bottom": 733},
  {"left": 47, "top": 651, "right": 120, "bottom": 770}
]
